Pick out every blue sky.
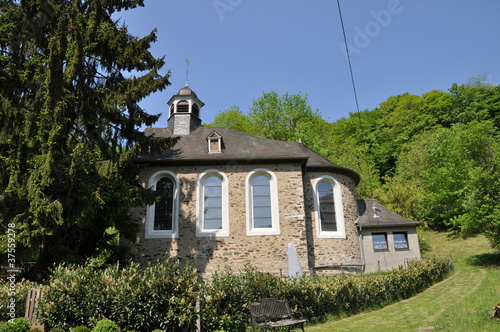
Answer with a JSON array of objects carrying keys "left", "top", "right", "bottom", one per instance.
[{"left": 115, "top": 0, "right": 500, "bottom": 126}]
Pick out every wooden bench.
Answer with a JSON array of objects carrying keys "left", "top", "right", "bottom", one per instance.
[{"left": 248, "top": 298, "right": 307, "bottom": 331}]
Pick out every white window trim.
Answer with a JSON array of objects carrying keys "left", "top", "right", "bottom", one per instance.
[
  {"left": 312, "top": 176, "right": 346, "bottom": 239},
  {"left": 207, "top": 137, "right": 222, "bottom": 153},
  {"left": 207, "top": 131, "right": 222, "bottom": 153},
  {"left": 246, "top": 168, "right": 280, "bottom": 236},
  {"left": 196, "top": 170, "right": 230, "bottom": 237},
  {"left": 145, "top": 170, "right": 179, "bottom": 239}
]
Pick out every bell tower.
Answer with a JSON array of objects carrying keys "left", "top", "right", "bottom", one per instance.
[{"left": 167, "top": 84, "right": 205, "bottom": 136}]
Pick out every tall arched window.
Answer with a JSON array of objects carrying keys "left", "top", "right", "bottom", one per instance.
[
  {"left": 197, "top": 170, "right": 229, "bottom": 237},
  {"left": 202, "top": 176, "right": 222, "bottom": 230},
  {"left": 252, "top": 174, "right": 272, "bottom": 228},
  {"left": 318, "top": 181, "right": 336, "bottom": 232},
  {"left": 313, "top": 176, "right": 345, "bottom": 238},
  {"left": 246, "top": 169, "right": 280, "bottom": 235},
  {"left": 154, "top": 177, "right": 174, "bottom": 231},
  {"left": 146, "top": 171, "right": 179, "bottom": 239}
]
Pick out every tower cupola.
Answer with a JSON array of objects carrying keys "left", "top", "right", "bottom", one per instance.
[{"left": 167, "top": 84, "right": 205, "bottom": 135}]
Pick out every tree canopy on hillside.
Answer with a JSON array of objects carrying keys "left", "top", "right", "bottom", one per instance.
[
  {"left": 0, "top": 0, "right": 173, "bottom": 276},
  {"left": 210, "top": 79, "right": 500, "bottom": 250}
]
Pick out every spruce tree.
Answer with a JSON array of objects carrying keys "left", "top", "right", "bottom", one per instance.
[{"left": 0, "top": 0, "right": 173, "bottom": 276}]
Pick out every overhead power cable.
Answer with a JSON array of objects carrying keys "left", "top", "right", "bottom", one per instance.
[{"left": 336, "top": 0, "right": 361, "bottom": 119}]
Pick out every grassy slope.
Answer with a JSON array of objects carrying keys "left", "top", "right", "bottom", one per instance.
[{"left": 305, "top": 230, "right": 500, "bottom": 331}]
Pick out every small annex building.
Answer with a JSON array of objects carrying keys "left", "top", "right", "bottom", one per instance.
[
  {"left": 129, "top": 85, "right": 421, "bottom": 275},
  {"left": 357, "top": 199, "right": 422, "bottom": 273}
]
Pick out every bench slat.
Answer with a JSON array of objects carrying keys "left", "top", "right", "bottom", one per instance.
[{"left": 24, "top": 288, "right": 42, "bottom": 326}]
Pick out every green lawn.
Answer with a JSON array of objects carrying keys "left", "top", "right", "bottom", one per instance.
[{"left": 305, "top": 231, "right": 500, "bottom": 331}]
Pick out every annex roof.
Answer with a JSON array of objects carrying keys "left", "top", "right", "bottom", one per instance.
[{"left": 356, "top": 199, "right": 422, "bottom": 228}]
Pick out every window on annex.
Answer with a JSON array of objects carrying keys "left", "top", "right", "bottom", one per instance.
[
  {"left": 246, "top": 169, "right": 280, "bottom": 236},
  {"left": 393, "top": 232, "right": 409, "bottom": 249},
  {"left": 145, "top": 171, "right": 179, "bottom": 239},
  {"left": 372, "top": 233, "right": 388, "bottom": 250},
  {"left": 197, "top": 171, "right": 229, "bottom": 237},
  {"left": 313, "top": 177, "right": 345, "bottom": 238}
]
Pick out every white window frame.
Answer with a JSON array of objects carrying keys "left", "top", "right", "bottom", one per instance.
[
  {"left": 145, "top": 170, "right": 179, "bottom": 239},
  {"left": 207, "top": 137, "right": 221, "bottom": 153},
  {"left": 207, "top": 131, "right": 222, "bottom": 153},
  {"left": 312, "top": 176, "right": 346, "bottom": 239},
  {"left": 196, "top": 170, "right": 229, "bottom": 237},
  {"left": 372, "top": 232, "right": 389, "bottom": 250},
  {"left": 393, "top": 232, "right": 409, "bottom": 250},
  {"left": 246, "top": 168, "right": 280, "bottom": 236}
]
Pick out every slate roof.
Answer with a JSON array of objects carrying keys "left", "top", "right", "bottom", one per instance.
[
  {"left": 356, "top": 199, "right": 422, "bottom": 228},
  {"left": 138, "top": 126, "right": 360, "bottom": 184}
]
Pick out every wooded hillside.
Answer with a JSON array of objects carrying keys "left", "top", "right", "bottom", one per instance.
[{"left": 210, "top": 77, "right": 500, "bottom": 250}]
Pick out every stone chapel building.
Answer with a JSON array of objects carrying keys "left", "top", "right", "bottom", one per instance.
[{"left": 129, "top": 85, "right": 421, "bottom": 275}]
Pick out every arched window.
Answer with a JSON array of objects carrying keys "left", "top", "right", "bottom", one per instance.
[
  {"left": 146, "top": 171, "right": 179, "bottom": 239},
  {"left": 252, "top": 174, "right": 272, "bottom": 228},
  {"left": 318, "top": 181, "right": 336, "bottom": 232},
  {"left": 176, "top": 100, "right": 189, "bottom": 112},
  {"left": 154, "top": 177, "right": 174, "bottom": 231},
  {"left": 202, "top": 176, "right": 222, "bottom": 229},
  {"left": 197, "top": 170, "right": 229, "bottom": 237},
  {"left": 192, "top": 103, "right": 200, "bottom": 117},
  {"left": 313, "top": 176, "right": 345, "bottom": 238},
  {"left": 246, "top": 169, "right": 280, "bottom": 235}
]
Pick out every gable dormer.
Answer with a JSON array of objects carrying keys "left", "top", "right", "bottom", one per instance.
[
  {"left": 167, "top": 85, "right": 204, "bottom": 136},
  {"left": 207, "top": 130, "right": 222, "bottom": 153}
]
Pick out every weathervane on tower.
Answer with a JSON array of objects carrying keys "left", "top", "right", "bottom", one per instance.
[{"left": 185, "top": 58, "right": 190, "bottom": 86}]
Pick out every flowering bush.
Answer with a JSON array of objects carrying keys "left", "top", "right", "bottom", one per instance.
[
  {"left": 0, "top": 279, "right": 42, "bottom": 320},
  {"left": 37, "top": 258, "right": 200, "bottom": 331}
]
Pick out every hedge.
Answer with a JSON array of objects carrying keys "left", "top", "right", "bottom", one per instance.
[
  {"left": 201, "top": 257, "right": 453, "bottom": 331},
  {"left": 0, "top": 256, "right": 453, "bottom": 331},
  {"left": 37, "top": 259, "right": 200, "bottom": 332}
]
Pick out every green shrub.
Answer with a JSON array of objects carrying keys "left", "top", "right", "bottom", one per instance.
[
  {"left": 48, "top": 328, "right": 64, "bottom": 332},
  {"left": 36, "top": 255, "right": 452, "bottom": 332},
  {"left": 0, "top": 318, "right": 31, "bottom": 332},
  {"left": 38, "top": 258, "right": 200, "bottom": 331},
  {"left": 71, "top": 326, "right": 91, "bottom": 332},
  {"left": 0, "top": 280, "right": 42, "bottom": 320},
  {"left": 92, "top": 320, "right": 118, "bottom": 332},
  {"left": 200, "top": 257, "right": 453, "bottom": 331},
  {"left": 201, "top": 265, "right": 284, "bottom": 332}
]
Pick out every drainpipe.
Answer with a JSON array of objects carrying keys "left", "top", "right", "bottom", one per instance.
[{"left": 357, "top": 221, "right": 366, "bottom": 273}]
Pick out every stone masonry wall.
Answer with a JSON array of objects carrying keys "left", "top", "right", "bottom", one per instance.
[
  {"left": 303, "top": 171, "right": 362, "bottom": 273},
  {"left": 128, "top": 163, "right": 309, "bottom": 276}
]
